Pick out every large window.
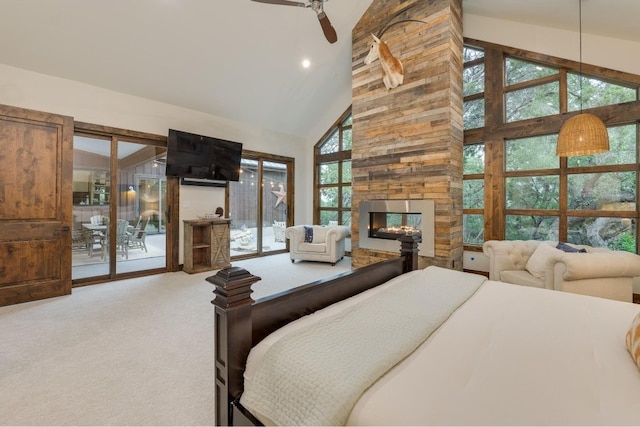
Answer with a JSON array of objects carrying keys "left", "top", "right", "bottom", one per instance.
[
  {"left": 314, "top": 109, "right": 352, "bottom": 226},
  {"left": 463, "top": 42, "right": 640, "bottom": 253}
]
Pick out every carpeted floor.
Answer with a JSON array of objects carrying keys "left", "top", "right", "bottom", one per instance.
[
  {"left": 0, "top": 253, "right": 351, "bottom": 426},
  {"left": 235, "top": 254, "right": 351, "bottom": 300}
]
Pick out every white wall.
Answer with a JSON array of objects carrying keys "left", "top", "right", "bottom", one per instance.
[
  {"left": 0, "top": 63, "right": 313, "bottom": 263},
  {"left": 463, "top": 14, "right": 640, "bottom": 75}
]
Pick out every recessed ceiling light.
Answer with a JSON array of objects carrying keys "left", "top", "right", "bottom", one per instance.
[{"left": 302, "top": 59, "right": 311, "bottom": 68}]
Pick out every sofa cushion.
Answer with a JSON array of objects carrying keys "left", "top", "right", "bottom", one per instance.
[
  {"left": 525, "top": 242, "right": 561, "bottom": 279},
  {"left": 304, "top": 226, "right": 314, "bottom": 243},
  {"left": 500, "top": 270, "right": 545, "bottom": 288},
  {"left": 626, "top": 311, "right": 640, "bottom": 371},
  {"left": 298, "top": 242, "right": 327, "bottom": 253},
  {"left": 311, "top": 226, "right": 328, "bottom": 243}
]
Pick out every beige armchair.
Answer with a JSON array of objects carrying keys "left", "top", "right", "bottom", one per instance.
[
  {"left": 483, "top": 240, "right": 640, "bottom": 302},
  {"left": 285, "top": 225, "right": 350, "bottom": 265}
]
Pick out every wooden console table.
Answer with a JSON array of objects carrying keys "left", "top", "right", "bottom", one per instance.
[{"left": 183, "top": 218, "right": 231, "bottom": 273}]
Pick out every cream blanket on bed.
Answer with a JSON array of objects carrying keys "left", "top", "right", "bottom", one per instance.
[{"left": 239, "top": 268, "right": 483, "bottom": 426}]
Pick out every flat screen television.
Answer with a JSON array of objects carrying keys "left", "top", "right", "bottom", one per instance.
[{"left": 165, "top": 129, "right": 243, "bottom": 183}]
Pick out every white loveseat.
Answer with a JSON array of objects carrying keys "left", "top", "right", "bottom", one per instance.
[
  {"left": 483, "top": 240, "right": 640, "bottom": 302},
  {"left": 285, "top": 225, "right": 350, "bottom": 265}
]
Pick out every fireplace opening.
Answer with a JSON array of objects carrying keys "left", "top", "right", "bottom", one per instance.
[
  {"left": 368, "top": 212, "right": 422, "bottom": 240},
  {"left": 359, "top": 199, "right": 434, "bottom": 257}
]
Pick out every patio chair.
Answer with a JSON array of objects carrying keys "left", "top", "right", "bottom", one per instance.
[
  {"left": 102, "top": 219, "right": 129, "bottom": 259},
  {"left": 131, "top": 215, "right": 142, "bottom": 230},
  {"left": 273, "top": 221, "right": 286, "bottom": 243},
  {"left": 129, "top": 216, "right": 149, "bottom": 252},
  {"left": 71, "top": 229, "right": 88, "bottom": 252}
]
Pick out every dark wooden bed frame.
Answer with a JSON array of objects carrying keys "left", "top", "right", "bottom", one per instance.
[{"left": 208, "top": 235, "right": 421, "bottom": 426}]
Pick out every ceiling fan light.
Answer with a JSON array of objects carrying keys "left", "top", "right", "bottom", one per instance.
[{"left": 557, "top": 113, "right": 609, "bottom": 157}]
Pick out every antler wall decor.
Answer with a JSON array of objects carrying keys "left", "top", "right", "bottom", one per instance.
[
  {"left": 364, "top": 1, "right": 427, "bottom": 90},
  {"left": 364, "top": 34, "right": 404, "bottom": 90}
]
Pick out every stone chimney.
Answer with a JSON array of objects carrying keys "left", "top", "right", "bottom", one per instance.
[{"left": 351, "top": 0, "right": 464, "bottom": 270}]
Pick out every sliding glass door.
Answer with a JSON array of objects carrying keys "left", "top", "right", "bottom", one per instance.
[
  {"left": 115, "top": 139, "right": 167, "bottom": 275},
  {"left": 228, "top": 153, "right": 293, "bottom": 259},
  {"left": 72, "top": 134, "right": 167, "bottom": 281},
  {"left": 72, "top": 135, "right": 111, "bottom": 278},
  {"left": 261, "top": 161, "right": 288, "bottom": 254},
  {"left": 229, "top": 159, "right": 259, "bottom": 257}
]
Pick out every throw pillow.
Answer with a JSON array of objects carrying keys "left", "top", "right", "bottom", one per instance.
[
  {"left": 626, "top": 311, "right": 640, "bottom": 371},
  {"left": 556, "top": 242, "right": 587, "bottom": 253},
  {"left": 525, "top": 243, "right": 561, "bottom": 280},
  {"left": 303, "top": 226, "right": 314, "bottom": 243}
]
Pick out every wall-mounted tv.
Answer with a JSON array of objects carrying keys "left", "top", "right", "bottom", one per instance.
[{"left": 165, "top": 129, "right": 243, "bottom": 183}]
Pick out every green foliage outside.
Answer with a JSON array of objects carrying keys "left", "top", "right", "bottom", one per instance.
[
  {"left": 463, "top": 144, "right": 484, "bottom": 174},
  {"left": 568, "top": 74, "right": 636, "bottom": 111}
]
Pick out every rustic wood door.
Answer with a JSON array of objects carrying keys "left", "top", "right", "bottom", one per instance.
[{"left": 0, "top": 104, "right": 74, "bottom": 306}]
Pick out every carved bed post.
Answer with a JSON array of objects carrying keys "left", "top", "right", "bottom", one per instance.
[
  {"left": 399, "top": 234, "right": 421, "bottom": 272},
  {"left": 208, "top": 267, "right": 261, "bottom": 427}
]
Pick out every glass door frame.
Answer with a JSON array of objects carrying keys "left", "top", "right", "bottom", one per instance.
[
  {"left": 228, "top": 149, "right": 294, "bottom": 260},
  {"left": 72, "top": 122, "right": 177, "bottom": 286}
]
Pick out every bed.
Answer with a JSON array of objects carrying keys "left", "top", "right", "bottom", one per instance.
[{"left": 210, "top": 238, "right": 640, "bottom": 426}]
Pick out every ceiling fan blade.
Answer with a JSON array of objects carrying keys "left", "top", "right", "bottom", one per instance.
[
  {"left": 251, "top": 0, "right": 308, "bottom": 7},
  {"left": 317, "top": 11, "right": 337, "bottom": 43}
]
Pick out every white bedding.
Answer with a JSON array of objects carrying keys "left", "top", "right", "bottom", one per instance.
[
  {"left": 242, "top": 267, "right": 640, "bottom": 426},
  {"left": 240, "top": 267, "right": 483, "bottom": 425}
]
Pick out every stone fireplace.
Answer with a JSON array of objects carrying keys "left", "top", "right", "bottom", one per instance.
[
  {"left": 351, "top": 0, "right": 463, "bottom": 269},
  {"left": 359, "top": 200, "right": 434, "bottom": 257}
]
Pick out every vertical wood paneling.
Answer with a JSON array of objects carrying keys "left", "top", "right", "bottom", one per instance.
[{"left": 351, "top": 0, "right": 463, "bottom": 269}]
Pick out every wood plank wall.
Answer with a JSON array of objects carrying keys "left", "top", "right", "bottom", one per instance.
[{"left": 351, "top": 0, "right": 463, "bottom": 269}]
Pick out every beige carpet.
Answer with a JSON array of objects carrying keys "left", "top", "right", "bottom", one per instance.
[
  {"left": 235, "top": 254, "right": 351, "bottom": 300},
  {"left": 0, "top": 253, "right": 351, "bottom": 426}
]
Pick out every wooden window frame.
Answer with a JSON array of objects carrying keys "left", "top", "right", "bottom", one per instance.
[
  {"left": 314, "top": 108, "right": 352, "bottom": 226},
  {"left": 463, "top": 39, "right": 640, "bottom": 253}
]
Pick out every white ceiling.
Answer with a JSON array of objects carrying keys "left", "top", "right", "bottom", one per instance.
[
  {"left": 463, "top": 0, "right": 640, "bottom": 44},
  {"left": 0, "top": 0, "right": 637, "bottom": 140}
]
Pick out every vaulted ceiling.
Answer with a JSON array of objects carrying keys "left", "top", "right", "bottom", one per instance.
[{"left": 0, "top": 0, "right": 637, "bottom": 140}]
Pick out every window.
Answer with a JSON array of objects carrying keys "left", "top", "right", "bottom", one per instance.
[
  {"left": 567, "top": 74, "right": 636, "bottom": 111},
  {"left": 462, "top": 42, "right": 640, "bottom": 253},
  {"left": 315, "top": 109, "right": 352, "bottom": 226},
  {"left": 504, "top": 57, "right": 561, "bottom": 122},
  {"left": 463, "top": 143, "right": 485, "bottom": 245},
  {"left": 505, "top": 58, "right": 558, "bottom": 85},
  {"left": 463, "top": 46, "right": 485, "bottom": 130}
]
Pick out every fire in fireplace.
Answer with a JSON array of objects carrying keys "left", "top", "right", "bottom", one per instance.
[{"left": 368, "top": 212, "right": 422, "bottom": 240}]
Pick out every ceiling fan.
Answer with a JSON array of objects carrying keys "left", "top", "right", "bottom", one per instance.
[{"left": 251, "top": 0, "right": 338, "bottom": 44}]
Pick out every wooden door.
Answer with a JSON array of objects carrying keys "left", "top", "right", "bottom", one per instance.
[{"left": 0, "top": 104, "right": 74, "bottom": 306}]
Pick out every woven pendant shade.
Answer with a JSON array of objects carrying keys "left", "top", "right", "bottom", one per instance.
[{"left": 557, "top": 112, "right": 609, "bottom": 157}]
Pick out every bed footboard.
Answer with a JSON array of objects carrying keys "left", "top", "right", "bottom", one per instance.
[{"left": 209, "top": 235, "right": 421, "bottom": 426}]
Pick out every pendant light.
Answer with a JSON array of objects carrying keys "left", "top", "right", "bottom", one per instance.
[{"left": 556, "top": 0, "right": 609, "bottom": 157}]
